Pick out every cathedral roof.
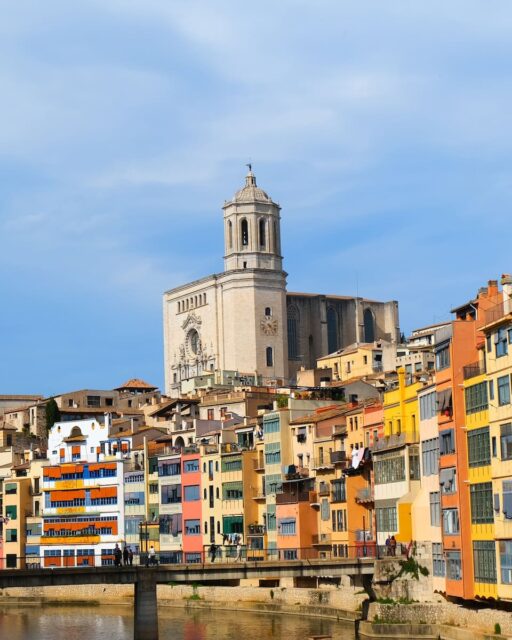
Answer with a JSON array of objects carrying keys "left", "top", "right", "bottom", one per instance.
[{"left": 231, "top": 166, "right": 274, "bottom": 204}]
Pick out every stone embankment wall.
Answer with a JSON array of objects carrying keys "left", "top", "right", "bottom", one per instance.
[
  {"left": 369, "top": 602, "right": 512, "bottom": 637},
  {"left": 0, "top": 581, "right": 366, "bottom": 619}
]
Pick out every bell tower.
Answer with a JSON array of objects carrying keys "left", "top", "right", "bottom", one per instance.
[{"left": 223, "top": 165, "right": 283, "bottom": 272}]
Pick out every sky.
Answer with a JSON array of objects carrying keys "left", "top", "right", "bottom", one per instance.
[{"left": 1, "top": 1, "right": 512, "bottom": 396}]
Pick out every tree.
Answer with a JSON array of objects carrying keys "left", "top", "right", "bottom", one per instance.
[{"left": 45, "top": 398, "right": 61, "bottom": 433}]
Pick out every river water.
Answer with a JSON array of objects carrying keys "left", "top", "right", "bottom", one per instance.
[{"left": 0, "top": 604, "right": 356, "bottom": 639}]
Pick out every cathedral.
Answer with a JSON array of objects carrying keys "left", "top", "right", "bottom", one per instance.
[{"left": 163, "top": 168, "right": 399, "bottom": 396}]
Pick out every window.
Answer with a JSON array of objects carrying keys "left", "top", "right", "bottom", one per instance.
[
  {"left": 473, "top": 541, "right": 497, "bottom": 584},
  {"left": 419, "top": 392, "right": 437, "bottom": 420},
  {"left": 327, "top": 307, "right": 338, "bottom": 354},
  {"left": 184, "top": 519, "right": 201, "bottom": 535},
  {"left": 266, "top": 346, "right": 273, "bottom": 367},
  {"left": 6, "top": 529, "right": 17, "bottom": 542},
  {"left": 184, "top": 485, "right": 200, "bottom": 501},
  {"left": 489, "top": 379, "right": 494, "bottom": 401},
  {"left": 442, "top": 508, "right": 460, "bottom": 535},
  {"left": 86, "top": 395, "right": 101, "bottom": 407},
  {"left": 287, "top": 305, "right": 300, "bottom": 359},
  {"left": 222, "top": 456, "right": 242, "bottom": 472},
  {"left": 446, "top": 551, "right": 462, "bottom": 580},
  {"left": 440, "top": 467, "right": 456, "bottom": 495},
  {"left": 240, "top": 219, "right": 249, "bottom": 246},
  {"left": 158, "top": 461, "right": 181, "bottom": 476},
  {"left": 470, "top": 483, "right": 494, "bottom": 523},
  {"left": 259, "top": 218, "right": 266, "bottom": 248},
  {"left": 332, "top": 508, "right": 347, "bottom": 532},
  {"left": 5, "top": 505, "right": 17, "bottom": 520},
  {"left": 227, "top": 220, "right": 232, "bottom": 248},
  {"left": 278, "top": 518, "right": 296, "bottom": 535},
  {"left": 467, "top": 427, "right": 491, "bottom": 467},
  {"left": 465, "top": 382, "right": 488, "bottom": 414},
  {"left": 266, "top": 505, "right": 276, "bottom": 531},
  {"left": 409, "top": 448, "right": 420, "bottom": 480},
  {"left": 500, "top": 423, "right": 512, "bottom": 461},
  {"left": 331, "top": 478, "right": 346, "bottom": 502},
  {"left": 222, "top": 481, "right": 243, "bottom": 500},
  {"left": 499, "top": 541, "right": 512, "bottom": 584},
  {"left": 432, "top": 543, "right": 445, "bottom": 576},
  {"left": 422, "top": 438, "right": 440, "bottom": 476},
  {"left": 183, "top": 459, "right": 199, "bottom": 473},
  {"left": 498, "top": 375, "right": 511, "bottom": 406},
  {"left": 503, "top": 480, "right": 512, "bottom": 518},
  {"left": 5, "top": 483, "right": 17, "bottom": 495},
  {"left": 265, "top": 442, "right": 281, "bottom": 465},
  {"left": 374, "top": 454, "right": 405, "bottom": 484},
  {"left": 161, "top": 484, "right": 181, "bottom": 504},
  {"left": 429, "top": 492, "right": 441, "bottom": 527},
  {"left": 439, "top": 430, "right": 455, "bottom": 455},
  {"left": 486, "top": 334, "right": 492, "bottom": 352},
  {"left": 265, "top": 306, "right": 272, "bottom": 316},
  {"left": 376, "top": 507, "right": 397, "bottom": 532},
  {"left": 363, "top": 308, "right": 375, "bottom": 343},
  {"left": 264, "top": 474, "right": 282, "bottom": 495},
  {"left": 496, "top": 327, "right": 508, "bottom": 357},
  {"left": 436, "top": 345, "right": 450, "bottom": 371},
  {"left": 207, "top": 409, "right": 214, "bottom": 420}
]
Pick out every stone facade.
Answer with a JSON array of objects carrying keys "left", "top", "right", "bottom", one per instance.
[{"left": 163, "top": 169, "right": 400, "bottom": 396}]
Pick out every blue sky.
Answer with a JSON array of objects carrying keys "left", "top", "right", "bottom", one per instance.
[{"left": 1, "top": 1, "right": 512, "bottom": 396}]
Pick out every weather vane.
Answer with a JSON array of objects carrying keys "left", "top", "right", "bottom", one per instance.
[{"left": 246, "top": 162, "right": 252, "bottom": 172}]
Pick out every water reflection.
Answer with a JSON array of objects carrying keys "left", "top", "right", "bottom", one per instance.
[{"left": 0, "top": 604, "right": 355, "bottom": 640}]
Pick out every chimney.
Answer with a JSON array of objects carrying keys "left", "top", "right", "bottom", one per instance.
[
  {"left": 487, "top": 279, "right": 498, "bottom": 297},
  {"left": 501, "top": 274, "right": 512, "bottom": 314}
]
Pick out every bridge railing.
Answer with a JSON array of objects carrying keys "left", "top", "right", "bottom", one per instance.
[{"left": 1, "top": 543, "right": 410, "bottom": 571}]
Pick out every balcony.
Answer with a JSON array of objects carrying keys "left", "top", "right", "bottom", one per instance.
[
  {"left": 355, "top": 486, "right": 374, "bottom": 504},
  {"left": 312, "top": 533, "right": 332, "bottom": 545},
  {"left": 318, "top": 482, "right": 330, "bottom": 497},
  {"left": 253, "top": 458, "right": 265, "bottom": 472},
  {"left": 330, "top": 450, "right": 347, "bottom": 465},
  {"left": 463, "top": 361, "right": 486, "bottom": 380},
  {"left": 247, "top": 524, "right": 266, "bottom": 535},
  {"left": 312, "top": 458, "right": 334, "bottom": 471},
  {"left": 372, "top": 432, "right": 408, "bottom": 453},
  {"left": 251, "top": 488, "right": 266, "bottom": 501},
  {"left": 484, "top": 301, "right": 507, "bottom": 325},
  {"left": 276, "top": 490, "right": 317, "bottom": 505}
]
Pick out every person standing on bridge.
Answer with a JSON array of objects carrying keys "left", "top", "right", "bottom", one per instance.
[
  {"left": 209, "top": 543, "right": 218, "bottom": 563},
  {"left": 114, "top": 544, "right": 122, "bottom": 567},
  {"left": 128, "top": 547, "right": 134, "bottom": 566},
  {"left": 235, "top": 542, "right": 243, "bottom": 562},
  {"left": 123, "top": 545, "right": 129, "bottom": 566}
]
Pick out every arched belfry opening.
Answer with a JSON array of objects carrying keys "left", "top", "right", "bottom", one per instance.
[
  {"left": 240, "top": 219, "right": 249, "bottom": 246},
  {"left": 363, "top": 308, "right": 375, "bottom": 343}
]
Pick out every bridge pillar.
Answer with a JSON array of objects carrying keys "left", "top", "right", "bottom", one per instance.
[{"left": 134, "top": 570, "right": 158, "bottom": 640}]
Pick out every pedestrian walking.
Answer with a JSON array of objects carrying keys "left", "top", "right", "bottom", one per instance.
[
  {"left": 390, "top": 536, "right": 397, "bottom": 557},
  {"left": 148, "top": 545, "right": 157, "bottom": 566},
  {"left": 235, "top": 542, "right": 242, "bottom": 562},
  {"left": 123, "top": 545, "right": 129, "bottom": 566},
  {"left": 385, "top": 535, "right": 391, "bottom": 556},
  {"left": 209, "top": 543, "right": 217, "bottom": 563},
  {"left": 128, "top": 547, "right": 134, "bottom": 566}
]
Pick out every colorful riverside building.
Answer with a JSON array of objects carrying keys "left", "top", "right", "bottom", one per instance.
[
  {"left": 374, "top": 367, "right": 422, "bottom": 547},
  {"left": 481, "top": 275, "right": 512, "bottom": 601},
  {"left": 181, "top": 449, "right": 202, "bottom": 562},
  {"left": 435, "top": 282, "right": 502, "bottom": 600},
  {"left": 41, "top": 419, "right": 127, "bottom": 567}
]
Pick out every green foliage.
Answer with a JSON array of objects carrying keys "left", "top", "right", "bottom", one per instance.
[
  {"left": 276, "top": 395, "right": 288, "bottom": 408},
  {"left": 495, "top": 623, "right": 501, "bottom": 635},
  {"left": 397, "top": 557, "right": 429, "bottom": 581},
  {"left": 45, "top": 399, "right": 61, "bottom": 433}
]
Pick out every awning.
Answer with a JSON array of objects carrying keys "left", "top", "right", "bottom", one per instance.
[{"left": 297, "top": 427, "right": 307, "bottom": 436}]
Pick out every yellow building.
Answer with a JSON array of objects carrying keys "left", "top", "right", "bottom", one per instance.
[
  {"left": 463, "top": 368, "right": 497, "bottom": 599},
  {"left": 374, "top": 368, "right": 421, "bottom": 545},
  {"left": 317, "top": 342, "right": 393, "bottom": 382},
  {"left": 481, "top": 296, "right": 512, "bottom": 601}
]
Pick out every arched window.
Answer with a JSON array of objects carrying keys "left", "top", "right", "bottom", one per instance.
[
  {"left": 266, "top": 346, "right": 273, "bottom": 367},
  {"left": 327, "top": 307, "right": 338, "bottom": 353},
  {"left": 259, "top": 218, "right": 266, "bottom": 249},
  {"left": 273, "top": 220, "right": 278, "bottom": 252},
  {"left": 227, "top": 220, "right": 233, "bottom": 249},
  {"left": 241, "top": 219, "right": 249, "bottom": 246},
  {"left": 363, "top": 308, "right": 375, "bottom": 343},
  {"left": 265, "top": 307, "right": 272, "bottom": 317},
  {"left": 287, "top": 305, "right": 300, "bottom": 359}
]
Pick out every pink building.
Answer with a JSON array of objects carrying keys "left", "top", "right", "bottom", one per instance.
[{"left": 181, "top": 452, "right": 203, "bottom": 562}]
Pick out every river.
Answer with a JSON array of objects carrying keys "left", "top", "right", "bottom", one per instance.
[{"left": 0, "top": 604, "right": 356, "bottom": 639}]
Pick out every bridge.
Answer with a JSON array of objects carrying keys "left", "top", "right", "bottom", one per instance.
[{"left": 0, "top": 557, "right": 376, "bottom": 640}]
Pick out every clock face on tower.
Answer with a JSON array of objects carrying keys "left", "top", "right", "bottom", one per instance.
[{"left": 260, "top": 316, "right": 278, "bottom": 336}]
